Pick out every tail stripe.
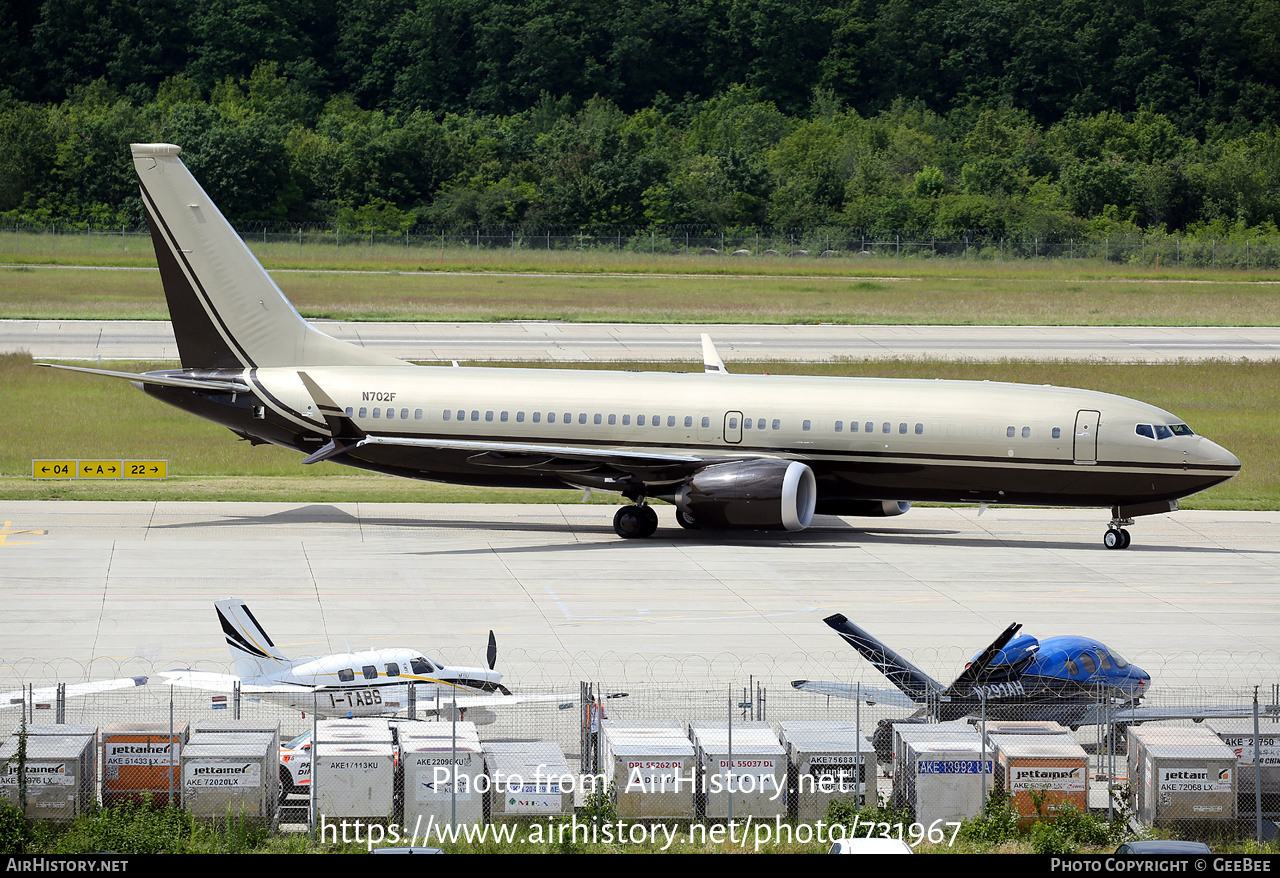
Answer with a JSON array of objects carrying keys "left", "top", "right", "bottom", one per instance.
[{"left": 217, "top": 606, "right": 272, "bottom": 659}]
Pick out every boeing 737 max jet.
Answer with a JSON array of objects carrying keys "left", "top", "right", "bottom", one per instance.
[{"left": 42, "top": 144, "right": 1240, "bottom": 545}]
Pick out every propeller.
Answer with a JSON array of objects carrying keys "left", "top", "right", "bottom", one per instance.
[
  {"left": 487, "top": 630, "right": 497, "bottom": 671},
  {"left": 945, "top": 622, "right": 1022, "bottom": 697}
]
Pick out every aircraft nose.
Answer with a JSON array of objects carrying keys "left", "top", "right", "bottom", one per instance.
[{"left": 1196, "top": 437, "right": 1240, "bottom": 471}]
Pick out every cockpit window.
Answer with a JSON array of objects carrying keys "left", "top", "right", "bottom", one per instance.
[
  {"left": 410, "top": 657, "right": 433, "bottom": 675},
  {"left": 1065, "top": 658, "right": 1079, "bottom": 676},
  {"left": 1077, "top": 652, "right": 1097, "bottom": 674},
  {"left": 1154, "top": 425, "right": 1173, "bottom": 440},
  {"left": 1137, "top": 423, "right": 1193, "bottom": 440},
  {"left": 1109, "top": 650, "right": 1129, "bottom": 669},
  {"left": 1170, "top": 423, "right": 1194, "bottom": 436},
  {"left": 1136, "top": 425, "right": 1154, "bottom": 440},
  {"left": 1094, "top": 650, "right": 1112, "bottom": 671}
]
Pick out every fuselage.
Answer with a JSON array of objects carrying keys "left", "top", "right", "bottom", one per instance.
[{"left": 146, "top": 364, "right": 1240, "bottom": 512}]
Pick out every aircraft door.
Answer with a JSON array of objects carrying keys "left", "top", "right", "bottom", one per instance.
[
  {"left": 724, "top": 411, "right": 743, "bottom": 444},
  {"left": 1074, "top": 410, "right": 1100, "bottom": 464}
]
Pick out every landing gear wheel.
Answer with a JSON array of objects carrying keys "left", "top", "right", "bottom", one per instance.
[
  {"left": 1104, "top": 528, "right": 1130, "bottom": 550},
  {"left": 675, "top": 509, "right": 700, "bottom": 530},
  {"left": 614, "top": 505, "right": 657, "bottom": 539},
  {"left": 639, "top": 504, "right": 659, "bottom": 537}
]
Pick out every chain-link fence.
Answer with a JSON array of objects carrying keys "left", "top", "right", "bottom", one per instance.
[
  {"left": 3, "top": 656, "right": 1279, "bottom": 847},
  {"left": 6, "top": 220, "right": 1280, "bottom": 271}
]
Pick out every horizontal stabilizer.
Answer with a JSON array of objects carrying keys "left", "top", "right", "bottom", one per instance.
[
  {"left": 791, "top": 679, "right": 919, "bottom": 709},
  {"left": 1, "top": 676, "right": 148, "bottom": 708},
  {"left": 37, "top": 363, "right": 248, "bottom": 393}
]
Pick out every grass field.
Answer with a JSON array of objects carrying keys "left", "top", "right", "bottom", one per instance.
[
  {"left": 4, "top": 263, "right": 1280, "bottom": 325},
  {"left": 3, "top": 352, "right": 1273, "bottom": 508}
]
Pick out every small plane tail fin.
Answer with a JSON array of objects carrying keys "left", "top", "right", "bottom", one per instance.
[
  {"left": 823, "top": 614, "right": 943, "bottom": 702},
  {"left": 130, "top": 143, "right": 404, "bottom": 371},
  {"left": 214, "top": 599, "right": 291, "bottom": 683},
  {"left": 944, "top": 622, "right": 1023, "bottom": 697}
]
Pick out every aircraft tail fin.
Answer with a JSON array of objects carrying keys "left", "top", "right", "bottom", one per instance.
[
  {"left": 130, "top": 143, "right": 404, "bottom": 371},
  {"left": 214, "top": 599, "right": 291, "bottom": 683},
  {"left": 823, "top": 614, "right": 943, "bottom": 702}
]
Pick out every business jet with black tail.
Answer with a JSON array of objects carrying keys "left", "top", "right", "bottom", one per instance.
[
  {"left": 157, "top": 600, "right": 573, "bottom": 722},
  {"left": 793, "top": 614, "right": 1273, "bottom": 754},
  {"left": 41, "top": 144, "right": 1240, "bottom": 546}
]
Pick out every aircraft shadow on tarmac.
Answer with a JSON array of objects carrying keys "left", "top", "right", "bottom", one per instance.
[{"left": 147, "top": 504, "right": 1273, "bottom": 555}]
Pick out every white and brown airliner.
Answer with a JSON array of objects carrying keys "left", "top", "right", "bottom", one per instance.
[{"left": 44, "top": 144, "right": 1240, "bottom": 546}]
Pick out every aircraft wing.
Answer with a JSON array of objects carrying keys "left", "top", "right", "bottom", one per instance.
[
  {"left": 1, "top": 675, "right": 149, "bottom": 708},
  {"left": 1075, "top": 702, "right": 1280, "bottom": 727},
  {"left": 791, "top": 679, "right": 920, "bottom": 709},
  {"left": 155, "top": 669, "right": 314, "bottom": 696}
]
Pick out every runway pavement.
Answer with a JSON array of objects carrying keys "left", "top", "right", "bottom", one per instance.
[
  {"left": 2, "top": 502, "right": 1278, "bottom": 691},
  {"left": 6, "top": 319, "right": 1280, "bottom": 363}
]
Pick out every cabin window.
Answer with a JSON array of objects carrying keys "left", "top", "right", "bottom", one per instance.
[
  {"left": 1052, "top": 427, "right": 1061, "bottom": 438},
  {"left": 728, "top": 417, "right": 738, "bottom": 429},
  {"left": 470, "top": 410, "right": 479, "bottom": 421},
  {"left": 516, "top": 411, "right": 524, "bottom": 422},
  {"left": 548, "top": 412, "right": 556, "bottom": 423},
  {"left": 609, "top": 414, "right": 617, "bottom": 425},
  {"left": 803, "top": 420, "right": 811, "bottom": 431},
  {"left": 386, "top": 408, "right": 394, "bottom": 419},
  {"left": 652, "top": 414, "right": 661, "bottom": 426},
  {"left": 1021, "top": 426, "right": 1030, "bottom": 438},
  {"left": 701, "top": 417, "right": 710, "bottom": 428},
  {"left": 772, "top": 419, "right": 781, "bottom": 430},
  {"left": 455, "top": 410, "right": 464, "bottom": 421},
  {"left": 563, "top": 412, "right": 571, "bottom": 423},
  {"left": 1064, "top": 659, "right": 1079, "bottom": 677},
  {"left": 899, "top": 422, "right": 907, "bottom": 434},
  {"left": 744, "top": 418, "right": 753, "bottom": 430},
  {"left": 623, "top": 415, "right": 631, "bottom": 425},
  {"left": 500, "top": 411, "right": 508, "bottom": 422},
  {"left": 1007, "top": 426, "right": 1016, "bottom": 438},
  {"left": 372, "top": 408, "right": 381, "bottom": 418},
  {"left": 864, "top": 422, "right": 873, "bottom": 433},
  {"left": 359, "top": 407, "right": 368, "bottom": 418},
  {"left": 385, "top": 663, "right": 400, "bottom": 677},
  {"left": 1078, "top": 652, "right": 1097, "bottom": 674},
  {"left": 684, "top": 416, "right": 693, "bottom": 427},
  {"left": 362, "top": 665, "right": 377, "bottom": 680},
  {"left": 345, "top": 407, "right": 353, "bottom": 417},
  {"left": 338, "top": 669, "right": 354, "bottom": 682},
  {"left": 915, "top": 423, "right": 924, "bottom": 434},
  {"left": 579, "top": 413, "right": 587, "bottom": 424},
  {"left": 849, "top": 421, "right": 858, "bottom": 433},
  {"left": 594, "top": 414, "right": 602, "bottom": 425},
  {"left": 835, "top": 421, "right": 843, "bottom": 432},
  {"left": 442, "top": 410, "right": 451, "bottom": 420},
  {"left": 637, "top": 415, "right": 646, "bottom": 426},
  {"left": 532, "top": 412, "right": 541, "bottom": 423},
  {"left": 668, "top": 416, "right": 676, "bottom": 426},
  {"left": 414, "top": 409, "right": 422, "bottom": 420},
  {"left": 485, "top": 411, "right": 493, "bottom": 422},
  {"left": 882, "top": 422, "right": 891, "bottom": 434}
]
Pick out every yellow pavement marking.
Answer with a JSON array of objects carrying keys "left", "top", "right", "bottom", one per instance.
[{"left": 0, "top": 520, "right": 46, "bottom": 549}]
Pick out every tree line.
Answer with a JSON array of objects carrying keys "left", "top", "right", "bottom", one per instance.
[{"left": 1, "top": 0, "right": 1278, "bottom": 237}]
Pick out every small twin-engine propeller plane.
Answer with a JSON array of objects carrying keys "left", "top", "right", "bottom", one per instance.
[
  {"left": 793, "top": 614, "right": 1272, "bottom": 757},
  {"left": 157, "top": 599, "right": 575, "bottom": 721},
  {"left": 41, "top": 144, "right": 1240, "bottom": 545}
]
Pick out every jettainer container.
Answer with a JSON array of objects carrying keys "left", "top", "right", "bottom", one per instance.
[
  {"left": 1128, "top": 726, "right": 1237, "bottom": 825},
  {"left": 102, "top": 721, "right": 189, "bottom": 807},
  {"left": 987, "top": 732, "right": 1088, "bottom": 825},
  {"left": 181, "top": 732, "right": 278, "bottom": 826},
  {"left": 1, "top": 725, "right": 98, "bottom": 821}
]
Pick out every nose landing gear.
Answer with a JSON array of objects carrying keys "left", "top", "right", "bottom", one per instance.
[{"left": 1104, "top": 514, "right": 1134, "bottom": 549}]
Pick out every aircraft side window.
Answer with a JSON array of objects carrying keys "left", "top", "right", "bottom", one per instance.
[
  {"left": 803, "top": 420, "right": 811, "bottom": 431},
  {"left": 684, "top": 416, "right": 693, "bottom": 427},
  {"left": 849, "top": 421, "right": 858, "bottom": 433},
  {"left": 623, "top": 415, "right": 631, "bottom": 425},
  {"left": 915, "top": 423, "right": 924, "bottom": 434},
  {"left": 362, "top": 665, "right": 377, "bottom": 679},
  {"left": 1078, "top": 652, "right": 1097, "bottom": 674},
  {"left": 532, "top": 412, "right": 541, "bottom": 423},
  {"left": 1065, "top": 659, "right": 1079, "bottom": 677},
  {"left": 595, "top": 414, "right": 602, "bottom": 425},
  {"left": 882, "top": 422, "right": 890, "bottom": 434},
  {"left": 835, "top": 421, "right": 843, "bottom": 432},
  {"left": 548, "top": 412, "right": 556, "bottom": 423},
  {"left": 727, "top": 417, "right": 737, "bottom": 429},
  {"left": 1154, "top": 424, "right": 1172, "bottom": 440},
  {"left": 345, "top": 407, "right": 353, "bottom": 417},
  {"left": 442, "top": 410, "right": 450, "bottom": 420},
  {"left": 1095, "top": 649, "right": 1112, "bottom": 670},
  {"left": 471, "top": 410, "right": 479, "bottom": 421},
  {"left": 668, "top": 415, "right": 675, "bottom": 426},
  {"left": 410, "top": 658, "right": 431, "bottom": 675},
  {"left": 701, "top": 417, "right": 710, "bottom": 428},
  {"left": 898, "top": 422, "right": 907, "bottom": 434},
  {"left": 744, "top": 418, "right": 753, "bottom": 430},
  {"left": 385, "top": 663, "right": 400, "bottom": 677},
  {"left": 414, "top": 409, "right": 421, "bottom": 420},
  {"left": 1007, "top": 426, "right": 1016, "bottom": 438},
  {"left": 517, "top": 412, "right": 525, "bottom": 422},
  {"left": 373, "top": 408, "right": 381, "bottom": 418},
  {"left": 865, "top": 422, "right": 873, "bottom": 433},
  {"left": 652, "top": 414, "right": 661, "bottom": 426},
  {"left": 609, "top": 414, "right": 617, "bottom": 425},
  {"left": 386, "top": 408, "right": 395, "bottom": 420},
  {"left": 500, "top": 411, "right": 508, "bottom": 422},
  {"left": 359, "top": 408, "right": 367, "bottom": 418},
  {"left": 564, "top": 412, "right": 571, "bottom": 423},
  {"left": 1021, "top": 426, "right": 1030, "bottom": 438},
  {"left": 1052, "top": 427, "right": 1061, "bottom": 438},
  {"left": 1136, "top": 424, "right": 1154, "bottom": 440},
  {"left": 638, "top": 415, "right": 646, "bottom": 426},
  {"left": 338, "top": 669, "right": 354, "bottom": 682},
  {"left": 456, "top": 410, "right": 464, "bottom": 421},
  {"left": 579, "top": 413, "right": 587, "bottom": 424},
  {"left": 772, "top": 419, "right": 780, "bottom": 430}
]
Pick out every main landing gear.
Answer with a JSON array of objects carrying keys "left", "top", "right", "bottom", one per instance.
[
  {"left": 613, "top": 503, "right": 659, "bottom": 538},
  {"left": 1104, "top": 514, "right": 1134, "bottom": 550}
]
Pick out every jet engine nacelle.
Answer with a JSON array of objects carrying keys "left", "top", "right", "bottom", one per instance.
[
  {"left": 815, "top": 499, "right": 912, "bottom": 517},
  {"left": 675, "top": 460, "right": 817, "bottom": 531}
]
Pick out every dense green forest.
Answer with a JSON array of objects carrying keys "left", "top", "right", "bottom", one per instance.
[{"left": 1, "top": 0, "right": 1279, "bottom": 236}]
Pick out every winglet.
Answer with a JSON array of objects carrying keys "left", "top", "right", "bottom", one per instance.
[{"left": 702, "top": 334, "right": 728, "bottom": 374}]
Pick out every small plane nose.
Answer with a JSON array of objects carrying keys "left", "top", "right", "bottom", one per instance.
[{"left": 1196, "top": 437, "right": 1240, "bottom": 471}]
